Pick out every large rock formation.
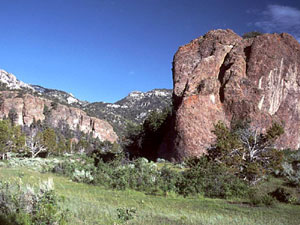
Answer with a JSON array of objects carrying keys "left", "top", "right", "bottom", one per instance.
[
  {"left": 167, "top": 29, "right": 300, "bottom": 159},
  {"left": 0, "top": 91, "right": 118, "bottom": 143}
]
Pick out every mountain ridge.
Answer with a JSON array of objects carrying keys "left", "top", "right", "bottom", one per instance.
[{"left": 0, "top": 69, "right": 172, "bottom": 136}]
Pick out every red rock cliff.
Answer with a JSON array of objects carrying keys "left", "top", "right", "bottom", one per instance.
[
  {"left": 165, "top": 29, "right": 300, "bottom": 159},
  {"left": 0, "top": 91, "right": 118, "bottom": 143}
]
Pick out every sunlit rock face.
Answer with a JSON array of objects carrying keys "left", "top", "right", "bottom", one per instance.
[
  {"left": 161, "top": 29, "right": 300, "bottom": 159},
  {"left": 0, "top": 91, "right": 118, "bottom": 143}
]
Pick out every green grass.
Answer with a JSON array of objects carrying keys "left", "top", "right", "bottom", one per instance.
[
  {"left": 0, "top": 167, "right": 299, "bottom": 225},
  {"left": 255, "top": 176, "right": 300, "bottom": 199}
]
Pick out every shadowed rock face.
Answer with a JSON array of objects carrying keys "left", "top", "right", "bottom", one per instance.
[
  {"left": 163, "top": 29, "right": 300, "bottom": 159},
  {"left": 0, "top": 91, "right": 118, "bottom": 143}
]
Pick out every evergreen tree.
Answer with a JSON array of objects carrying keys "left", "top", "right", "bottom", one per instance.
[
  {"left": 42, "top": 128, "right": 57, "bottom": 155},
  {"left": 56, "top": 134, "right": 67, "bottom": 155},
  {"left": 0, "top": 120, "right": 13, "bottom": 159},
  {"left": 8, "top": 108, "right": 18, "bottom": 126},
  {"left": 124, "top": 106, "right": 172, "bottom": 160},
  {"left": 0, "top": 120, "right": 25, "bottom": 159}
]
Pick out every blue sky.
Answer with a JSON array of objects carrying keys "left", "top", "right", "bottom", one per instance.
[{"left": 0, "top": 0, "right": 300, "bottom": 103}]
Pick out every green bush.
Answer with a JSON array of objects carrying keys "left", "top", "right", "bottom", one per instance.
[
  {"left": 0, "top": 179, "right": 68, "bottom": 224},
  {"left": 177, "top": 157, "right": 249, "bottom": 198},
  {"left": 123, "top": 107, "right": 172, "bottom": 160},
  {"left": 281, "top": 150, "right": 300, "bottom": 186},
  {"left": 269, "top": 187, "right": 292, "bottom": 203},
  {"left": 94, "top": 157, "right": 161, "bottom": 193},
  {"left": 93, "top": 155, "right": 250, "bottom": 198},
  {"left": 158, "top": 166, "right": 180, "bottom": 195},
  {"left": 52, "top": 155, "right": 96, "bottom": 183},
  {"left": 117, "top": 207, "right": 137, "bottom": 223},
  {"left": 248, "top": 190, "right": 276, "bottom": 206},
  {"left": 209, "top": 120, "right": 284, "bottom": 184}
]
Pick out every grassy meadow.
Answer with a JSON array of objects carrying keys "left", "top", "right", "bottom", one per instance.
[{"left": 0, "top": 165, "right": 299, "bottom": 225}]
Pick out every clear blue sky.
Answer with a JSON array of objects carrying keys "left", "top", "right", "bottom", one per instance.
[{"left": 0, "top": 0, "right": 299, "bottom": 103}]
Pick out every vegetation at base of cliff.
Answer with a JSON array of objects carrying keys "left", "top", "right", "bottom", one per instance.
[
  {"left": 0, "top": 116, "right": 119, "bottom": 160},
  {"left": 2, "top": 149, "right": 299, "bottom": 204},
  {"left": 0, "top": 160, "right": 300, "bottom": 224},
  {"left": 123, "top": 107, "right": 172, "bottom": 160},
  {"left": 279, "top": 149, "right": 300, "bottom": 187},
  {"left": 208, "top": 120, "right": 284, "bottom": 184},
  {"left": 0, "top": 110, "right": 300, "bottom": 224}
]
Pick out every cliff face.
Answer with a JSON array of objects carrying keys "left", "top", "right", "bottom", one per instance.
[
  {"left": 0, "top": 91, "right": 118, "bottom": 143},
  {"left": 165, "top": 29, "right": 300, "bottom": 159}
]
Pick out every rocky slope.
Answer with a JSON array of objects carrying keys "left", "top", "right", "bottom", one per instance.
[
  {"left": 0, "top": 69, "right": 172, "bottom": 137},
  {"left": 83, "top": 89, "right": 172, "bottom": 135},
  {"left": 0, "top": 69, "right": 88, "bottom": 107},
  {"left": 31, "top": 85, "right": 89, "bottom": 107},
  {"left": 161, "top": 29, "right": 300, "bottom": 159}
]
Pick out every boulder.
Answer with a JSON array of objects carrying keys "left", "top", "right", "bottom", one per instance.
[{"left": 163, "top": 29, "right": 300, "bottom": 159}]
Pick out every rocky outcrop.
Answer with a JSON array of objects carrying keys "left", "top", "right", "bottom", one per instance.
[
  {"left": 0, "top": 91, "right": 118, "bottom": 143},
  {"left": 165, "top": 29, "right": 300, "bottom": 159},
  {"left": 0, "top": 69, "right": 34, "bottom": 90}
]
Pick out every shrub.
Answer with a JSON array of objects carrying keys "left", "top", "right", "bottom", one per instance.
[
  {"left": 158, "top": 166, "right": 180, "bottom": 195},
  {"left": 156, "top": 158, "right": 166, "bottom": 163},
  {"left": 52, "top": 155, "right": 96, "bottom": 183},
  {"left": 280, "top": 150, "right": 300, "bottom": 186},
  {"left": 94, "top": 157, "right": 161, "bottom": 193},
  {"left": 5, "top": 157, "right": 61, "bottom": 172},
  {"left": 269, "top": 187, "right": 292, "bottom": 203},
  {"left": 248, "top": 190, "right": 276, "bottom": 206},
  {"left": 177, "top": 157, "right": 249, "bottom": 198},
  {"left": 123, "top": 107, "right": 172, "bottom": 160},
  {"left": 261, "top": 194, "right": 276, "bottom": 206},
  {"left": 0, "top": 179, "right": 68, "bottom": 224},
  {"left": 72, "top": 169, "right": 94, "bottom": 183},
  {"left": 117, "top": 207, "right": 137, "bottom": 222}
]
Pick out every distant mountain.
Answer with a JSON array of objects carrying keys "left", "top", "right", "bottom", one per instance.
[
  {"left": 0, "top": 69, "right": 34, "bottom": 90},
  {"left": 30, "top": 85, "right": 89, "bottom": 107},
  {"left": 0, "top": 69, "right": 172, "bottom": 136},
  {"left": 83, "top": 89, "right": 172, "bottom": 135},
  {"left": 0, "top": 69, "right": 118, "bottom": 143},
  {"left": 0, "top": 69, "right": 88, "bottom": 107}
]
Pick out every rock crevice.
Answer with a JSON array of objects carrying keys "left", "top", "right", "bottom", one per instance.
[{"left": 218, "top": 51, "right": 234, "bottom": 103}]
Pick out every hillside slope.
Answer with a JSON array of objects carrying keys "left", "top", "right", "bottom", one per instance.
[
  {"left": 83, "top": 89, "right": 172, "bottom": 135},
  {"left": 0, "top": 69, "right": 172, "bottom": 136}
]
